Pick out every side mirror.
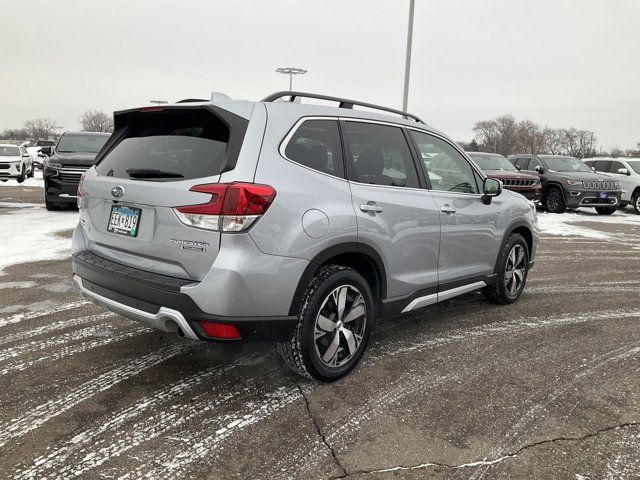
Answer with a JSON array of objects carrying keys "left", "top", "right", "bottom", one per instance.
[
  {"left": 534, "top": 165, "right": 544, "bottom": 174},
  {"left": 618, "top": 168, "right": 630, "bottom": 175},
  {"left": 39, "top": 146, "right": 51, "bottom": 155},
  {"left": 482, "top": 177, "right": 502, "bottom": 205},
  {"left": 22, "top": 153, "right": 30, "bottom": 158},
  {"left": 515, "top": 164, "right": 521, "bottom": 171}
]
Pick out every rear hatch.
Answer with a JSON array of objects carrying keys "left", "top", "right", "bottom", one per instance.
[{"left": 81, "top": 105, "right": 249, "bottom": 281}]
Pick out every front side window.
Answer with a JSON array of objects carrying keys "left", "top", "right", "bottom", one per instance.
[
  {"left": 514, "top": 157, "right": 530, "bottom": 170},
  {"left": 284, "top": 119, "right": 344, "bottom": 177},
  {"left": 411, "top": 131, "right": 478, "bottom": 194},
  {"left": 528, "top": 158, "right": 542, "bottom": 171},
  {"left": 344, "top": 122, "right": 419, "bottom": 188},
  {"left": 609, "top": 161, "right": 624, "bottom": 173}
]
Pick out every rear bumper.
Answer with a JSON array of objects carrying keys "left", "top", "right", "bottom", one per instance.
[{"left": 72, "top": 251, "right": 297, "bottom": 342}]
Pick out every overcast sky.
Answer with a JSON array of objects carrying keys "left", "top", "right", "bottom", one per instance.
[{"left": 1, "top": 0, "right": 638, "bottom": 149}]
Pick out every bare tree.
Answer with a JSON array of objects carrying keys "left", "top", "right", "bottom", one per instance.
[
  {"left": 23, "top": 118, "right": 57, "bottom": 139},
  {"left": 79, "top": 110, "right": 114, "bottom": 133},
  {"left": 517, "top": 120, "right": 546, "bottom": 154},
  {"left": 473, "top": 114, "right": 519, "bottom": 156}
]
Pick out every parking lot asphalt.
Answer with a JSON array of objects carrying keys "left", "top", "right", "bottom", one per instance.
[{"left": 0, "top": 187, "right": 638, "bottom": 479}]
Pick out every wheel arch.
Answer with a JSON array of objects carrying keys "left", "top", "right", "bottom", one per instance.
[
  {"left": 288, "top": 243, "right": 387, "bottom": 316},
  {"left": 541, "top": 181, "right": 567, "bottom": 203},
  {"left": 498, "top": 219, "right": 534, "bottom": 272}
]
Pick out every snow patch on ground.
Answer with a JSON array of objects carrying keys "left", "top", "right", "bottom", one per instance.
[
  {"left": 0, "top": 170, "right": 44, "bottom": 187},
  {"left": 0, "top": 202, "right": 79, "bottom": 273},
  {"left": 537, "top": 212, "right": 609, "bottom": 239},
  {"left": 537, "top": 208, "right": 640, "bottom": 239}
]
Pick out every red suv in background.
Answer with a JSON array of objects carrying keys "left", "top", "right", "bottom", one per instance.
[{"left": 467, "top": 152, "right": 541, "bottom": 203}]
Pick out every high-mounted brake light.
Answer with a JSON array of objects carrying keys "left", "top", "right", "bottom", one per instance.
[
  {"left": 140, "top": 106, "right": 164, "bottom": 112},
  {"left": 173, "top": 183, "right": 276, "bottom": 232}
]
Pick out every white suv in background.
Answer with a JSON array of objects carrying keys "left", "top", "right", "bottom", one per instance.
[
  {"left": 0, "top": 144, "right": 34, "bottom": 183},
  {"left": 584, "top": 158, "right": 640, "bottom": 213}
]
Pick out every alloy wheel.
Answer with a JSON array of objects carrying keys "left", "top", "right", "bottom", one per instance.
[
  {"left": 314, "top": 285, "right": 367, "bottom": 368},
  {"left": 547, "top": 191, "right": 559, "bottom": 212},
  {"left": 504, "top": 244, "right": 526, "bottom": 296}
]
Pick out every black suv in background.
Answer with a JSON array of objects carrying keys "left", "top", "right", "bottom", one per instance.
[
  {"left": 509, "top": 154, "right": 621, "bottom": 214},
  {"left": 41, "top": 132, "right": 110, "bottom": 210}
]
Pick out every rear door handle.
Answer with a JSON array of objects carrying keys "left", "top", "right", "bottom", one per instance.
[
  {"left": 440, "top": 206, "right": 456, "bottom": 214},
  {"left": 360, "top": 204, "right": 384, "bottom": 213}
]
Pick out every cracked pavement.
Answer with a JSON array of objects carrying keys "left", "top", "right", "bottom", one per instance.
[{"left": 0, "top": 187, "right": 639, "bottom": 479}]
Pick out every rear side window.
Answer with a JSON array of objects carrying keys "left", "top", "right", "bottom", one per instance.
[
  {"left": 96, "top": 110, "right": 232, "bottom": 181},
  {"left": 344, "top": 121, "right": 419, "bottom": 188},
  {"left": 284, "top": 119, "right": 344, "bottom": 177},
  {"left": 593, "top": 160, "right": 610, "bottom": 172}
]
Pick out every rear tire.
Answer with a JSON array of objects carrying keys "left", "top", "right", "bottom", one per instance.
[
  {"left": 483, "top": 233, "right": 529, "bottom": 305},
  {"left": 595, "top": 206, "right": 616, "bottom": 215},
  {"left": 545, "top": 188, "right": 566, "bottom": 213},
  {"left": 277, "top": 265, "right": 373, "bottom": 382}
]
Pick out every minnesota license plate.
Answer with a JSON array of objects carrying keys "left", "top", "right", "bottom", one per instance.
[
  {"left": 598, "top": 192, "right": 608, "bottom": 199},
  {"left": 107, "top": 205, "right": 141, "bottom": 237}
]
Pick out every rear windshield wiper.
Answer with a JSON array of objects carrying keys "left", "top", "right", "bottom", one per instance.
[{"left": 125, "top": 168, "right": 184, "bottom": 179}]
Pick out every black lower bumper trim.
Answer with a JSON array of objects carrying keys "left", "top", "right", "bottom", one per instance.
[{"left": 72, "top": 251, "right": 297, "bottom": 341}]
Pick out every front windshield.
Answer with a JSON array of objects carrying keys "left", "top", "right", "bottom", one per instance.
[
  {"left": 627, "top": 160, "right": 640, "bottom": 174},
  {"left": 0, "top": 145, "right": 20, "bottom": 157},
  {"left": 543, "top": 156, "right": 592, "bottom": 172},
  {"left": 57, "top": 134, "right": 109, "bottom": 154},
  {"left": 469, "top": 154, "right": 516, "bottom": 171}
]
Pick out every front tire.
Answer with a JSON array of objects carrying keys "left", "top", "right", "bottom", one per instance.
[
  {"left": 277, "top": 265, "right": 373, "bottom": 382},
  {"left": 632, "top": 193, "right": 640, "bottom": 214},
  {"left": 595, "top": 206, "right": 616, "bottom": 215},
  {"left": 483, "top": 233, "right": 530, "bottom": 305},
  {"left": 545, "top": 188, "right": 566, "bottom": 213},
  {"left": 16, "top": 165, "right": 25, "bottom": 184}
]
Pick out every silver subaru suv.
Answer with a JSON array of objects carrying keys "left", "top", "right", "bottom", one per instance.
[{"left": 72, "top": 92, "right": 538, "bottom": 381}]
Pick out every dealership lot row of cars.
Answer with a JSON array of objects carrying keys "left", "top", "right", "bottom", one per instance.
[{"left": 2, "top": 92, "right": 639, "bottom": 381}]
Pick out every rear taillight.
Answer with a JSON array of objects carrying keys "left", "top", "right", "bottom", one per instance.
[
  {"left": 173, "top": 182, "right": 276, "bottom": 232},
  {"left": 199, "top": 321, "right": 242, "bottom": 340},
  {"left": 77, "top": 172, "right": 86, "bottom": 209}
]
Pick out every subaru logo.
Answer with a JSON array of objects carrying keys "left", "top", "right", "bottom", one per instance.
[{"left": 111, "top": 186, "right": 124, "bottom": 198}]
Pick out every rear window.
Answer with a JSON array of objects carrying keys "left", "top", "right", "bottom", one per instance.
[{"left": 96, "top": 110, "right": 232, "bottom": 181}]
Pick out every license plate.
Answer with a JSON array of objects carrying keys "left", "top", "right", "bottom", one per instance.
[
  {"left": 107, "top": 205, "right": 141, "bottom": 237},
  {"left": 598, "top": 192, "right": 608, "bottom": 199}
]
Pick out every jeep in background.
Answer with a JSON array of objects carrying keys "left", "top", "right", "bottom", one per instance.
[
  {"left": 41, "top": 132, "right": 111, "bottom": 210},
  {"left": 583, "top": 157, "right": 640, "bottom": 214},
  {"left": 467, "top": 152, "right": 541, "bottom": 203},
  {"left": 509, "top": 154, "right": 621, "bottom": 214}
]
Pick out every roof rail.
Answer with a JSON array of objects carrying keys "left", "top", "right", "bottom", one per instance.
[
  {"left": 176, "top": 98, "right": 208, "bottom": 103},
  {"left": 261, "top": 91, "right": 424, "bottom": 123}
]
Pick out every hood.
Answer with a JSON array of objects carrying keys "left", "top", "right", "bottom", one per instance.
[
  {"left": 548, "top": 171, "right": 614, "bottom": 181},
  {"left": 484, "top": 170, "right": 538, "bottom": 181},
  {"left": 0, "top": 156, "right": 21, "bottom": 162},
  {"left": 49, "top": 151, "right": 98, "bottom": 167}
]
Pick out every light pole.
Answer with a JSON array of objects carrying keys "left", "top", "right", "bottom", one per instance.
[
  {"left": 276, "top": 67, "right": 307, "bottom": 91},
  {"left": 402, "top": 0, "right": 415, "bottom": 112}
]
